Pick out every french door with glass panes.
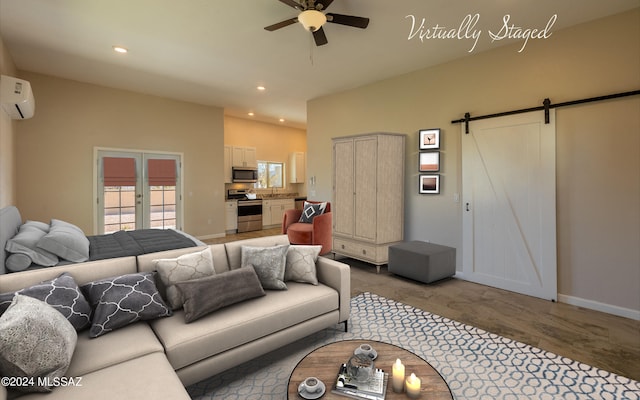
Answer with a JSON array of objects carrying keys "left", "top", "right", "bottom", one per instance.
[{"left": 96, "top": 150, "right": 182, "bottom": 234}]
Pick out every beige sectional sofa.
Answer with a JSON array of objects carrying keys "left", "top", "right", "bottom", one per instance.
[{"left": 0, "top": 235, "right": 350, "bottom": 399}]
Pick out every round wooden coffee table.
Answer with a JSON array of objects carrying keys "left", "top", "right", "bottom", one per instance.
[{"left": 288, "top": 339, "right": 453, "bottom": 399}]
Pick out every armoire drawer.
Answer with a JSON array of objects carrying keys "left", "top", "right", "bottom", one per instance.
[{"left": 333, "top": 238, "right": 378, "bottom": 262}]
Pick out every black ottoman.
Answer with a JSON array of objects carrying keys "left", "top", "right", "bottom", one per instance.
[{"left": 388, "top": 241, "right": 456, "bottom": 283}]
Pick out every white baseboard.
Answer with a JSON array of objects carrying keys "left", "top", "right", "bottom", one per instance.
[{"left": 557, "top": 294, "right": 640, "bottom": 321}]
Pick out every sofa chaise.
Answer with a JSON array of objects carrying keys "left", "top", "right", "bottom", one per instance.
[{"left": 0, "top": 235, "right": 350, "bottom": 399}]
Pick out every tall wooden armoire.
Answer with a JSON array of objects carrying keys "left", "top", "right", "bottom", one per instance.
[{"left": 332, "top": 133, "right": 405, "bottom": 272}]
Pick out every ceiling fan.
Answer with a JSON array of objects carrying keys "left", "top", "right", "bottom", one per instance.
[{"left": 264, "top": 0, "right": 370, "bottom": 46}]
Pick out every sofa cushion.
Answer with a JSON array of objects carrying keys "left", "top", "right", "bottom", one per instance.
[
  {"left": 66, "top": 322, "right": 163, "bottom": 377},
  {"left": 240, "top": 245, "right": 289, "bottom": 290},
  {"left": 82, "top": 272, "right": 172, "bottom": 338},
  {"left": 286, "top": 222, "right": 313, "bottom": 245},
  {"left": 0, "top": 295, "right": 77, "bottom": 393},
  {"left": 176, "top": 266, "right": 265, "bottom": 323},
  {"left": 37, "top": 219, "right": 90, "bottom": 262},
  {"left": 16, "top": 352, "right": 191, "bottom": 400},
  {"left": 285, "top": 245, "right": 322, "bottom": 285},
  {"left": 0, "top": 272, "right": 92, "bottom": 330},
  {"left": 150, "top": 282, "right": 339, "bottom": 370},
  {"left": 153, "top": 247, "right": 216, "bottom": 310},
  {"left": 0, "top": 257, "right": 138, "bottom": 294}
]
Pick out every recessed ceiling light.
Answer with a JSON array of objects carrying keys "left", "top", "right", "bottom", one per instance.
[
  {"left": 279, "top": 118, "right": 285, "bottom": 122},
  {"left": 257, "top": 86, "right": 266, "bottom": 91},
  {"left": 113, "top": 46, "right": 128, "bottom": 54},
  {"left": 248, "top": 112, "right": 255, "bottom": 116}
]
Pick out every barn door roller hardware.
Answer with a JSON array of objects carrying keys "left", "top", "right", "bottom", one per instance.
[{"left": 453, "top": 90, "right": 640, "bottom": 134}]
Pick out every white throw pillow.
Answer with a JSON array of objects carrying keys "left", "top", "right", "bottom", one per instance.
[
  {"left": 285, "top": 245, "right": 322, "bottom": 285},
  {"left": 153, "top": 248, "right": 216, "bottom": 309}
]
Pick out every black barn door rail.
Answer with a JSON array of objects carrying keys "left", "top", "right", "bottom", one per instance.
[{"left": 452, "top": 89, "right": 640, "bottom": 134}]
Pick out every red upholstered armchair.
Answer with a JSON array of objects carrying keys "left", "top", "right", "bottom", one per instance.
[{"left": 282, "top": 201, "right": 332, "bottom": 255}]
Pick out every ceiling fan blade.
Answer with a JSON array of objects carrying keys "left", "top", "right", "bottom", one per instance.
[
  {"left": 326, "top": 13, "right": 369, "bottom": 29},
  {"left": 313, "top": 27, "right": 328, "bottom": 46},
  {"left": 315, "top": 0, "right": 334, "bottom": 10},
  {"left": 278, "top": 0, "right": 302, "bottom": 10},
  {"left": 264, "top": 17, "right": 298, "bottom": 31}
]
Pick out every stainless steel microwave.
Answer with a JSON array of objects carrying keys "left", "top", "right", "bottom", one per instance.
[{"left": 232, "top": 167, "right": 258, "bottom": 183}]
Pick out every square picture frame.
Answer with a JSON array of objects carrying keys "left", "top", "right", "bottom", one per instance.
[
  {"left": 419, "top": 151, "right": 440, "bottom": 172},
  {"left": 419, "top": 128, "right": 440, "bottom": 150},
  {"left": 419, "top": 174, "right": 440, "bottom": 194}
]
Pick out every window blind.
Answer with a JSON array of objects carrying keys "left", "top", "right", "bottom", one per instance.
[
  {"left": 148, "top": 159, "right": 177, "bottom": 186},
  {"left": 103, "top": 157, "right": 136, "bottom": 186}
]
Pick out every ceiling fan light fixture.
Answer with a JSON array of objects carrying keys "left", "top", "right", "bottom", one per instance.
[{"left": 298, "top": 9, "right": 326, "bottom": 32}]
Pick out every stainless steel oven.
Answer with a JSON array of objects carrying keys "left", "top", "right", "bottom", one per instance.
[
  {"left": 237, "top": 200, "right": 263, "bottom": 233},
  {"left": 227, "top": 189, "right": 262, "bottom": 233}
]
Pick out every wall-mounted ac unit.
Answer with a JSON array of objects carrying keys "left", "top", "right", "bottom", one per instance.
[{"left": 1, "top": 75, "right": 35, "bottom": 119}]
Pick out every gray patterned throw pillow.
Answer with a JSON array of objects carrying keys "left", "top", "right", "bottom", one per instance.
[
  {"left": 0, "top": 295, "right": 77, "bottom": 393},
  {"left": 82, "top": 272, "right": 172, "bottom": 338},
  {"left": 0, "top": 272, "right": 92, "bottom": 330},
  {"left": 240, "top": 245, "right": 289, "bottom": 290}
]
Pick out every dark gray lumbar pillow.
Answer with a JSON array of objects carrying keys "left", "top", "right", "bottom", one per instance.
[
  {"left": 0, "top": 295, "right": 77, "bottom": 393},
  {"left": 175, "top": 266, "right": 265, "bottom": 323},
  {"left": 0, "top": 272, "right": 92, "bottom": 331},
  {"left": 82, "top": 272, "right": 172, "bottom": 338}
]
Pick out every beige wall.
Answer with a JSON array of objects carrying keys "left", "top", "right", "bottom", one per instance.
[
  {"left": 14, "top": 73, "right": 226, "bottom": 238},
  {"left": 307, "top": 10, "right": 640, "bottom": 315},
  {"left": 0, "top": 36, "right": 18, "bottom": 208},
  {"left": 224, "top": 115, "right": 307, "bottom": 193}
]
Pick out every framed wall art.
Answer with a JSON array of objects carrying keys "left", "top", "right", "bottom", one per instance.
[
  {"left": 419, "top": 151, "right": 440, "bottom": 172},
  {"left": 419, "top": 128, "right": 440, "bottom": 150},
  {"left": 419, "top": 174, "right": 440, "bottom": 194}
]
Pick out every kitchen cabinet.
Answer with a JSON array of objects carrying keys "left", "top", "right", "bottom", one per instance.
[
  {"left": 225, "top": 200, "right": 238, "bottom": 232},
  {"left": 232, "top": 146, "right": 257, "bottom": 168},
  {"left": 288, "top": 152, "right": 305, "bottom": 184},
  {"left": 262, "top": 198, "right": 295, "bottom": 227},
  {"left": 332, "top": 133, "right": 405, "bottom": 270}
]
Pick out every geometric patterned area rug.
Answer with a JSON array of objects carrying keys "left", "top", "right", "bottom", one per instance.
[{"left": 187, "top": 292, "right": 640, "bottom": 400}]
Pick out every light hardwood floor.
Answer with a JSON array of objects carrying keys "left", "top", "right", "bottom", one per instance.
[{"left": 205, "top": 228, "right": 640, "bottom": 381}]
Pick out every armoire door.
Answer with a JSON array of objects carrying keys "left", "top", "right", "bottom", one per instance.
[
  {"left": 333, "top": 139, "right": 355, "bottom": 237},
  {"left": 354, "top": 136, "right": 377, "bottom": 241},
  {"left": 461, "top": 110, "right": 557, "bottom": 301}
]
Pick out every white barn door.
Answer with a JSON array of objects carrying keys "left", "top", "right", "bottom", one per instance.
[{"left": 461, "top": 110, "right": 557, "bottom": 301}]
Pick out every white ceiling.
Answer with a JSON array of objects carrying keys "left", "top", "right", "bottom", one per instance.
[{"left": 1, "top": 0, "right": 638, "bottom": 128}]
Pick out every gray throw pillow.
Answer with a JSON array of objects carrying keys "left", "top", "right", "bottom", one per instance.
[
  {"left": 154, "top": 247, "right": 216, "bottom": 310},
  {"left": 0, "top": 295, "right": 77, "bottom": 393},
  {"left": 0, "top": 272, "right": 92, "bottom": 331},
  {"left": 5, "top": 253, "right": 32, "bottom": 272},
  {"left": 5, "top": 224, "right": 59, "bottom": 268},
  {"left": 285, "top": 245, "right": 322, "bottom": 285},
  {"left": 175, "top": 267, "right": 265, "bottom": 323},
  {"left": 240, "top": 245, "right": 289, "bottom": 290},
  {"left": 82, "top": 272, "right": 172, "bottom": 338},
  {"left": 37, "top": 219, "right": 89, "bottom": 262}
]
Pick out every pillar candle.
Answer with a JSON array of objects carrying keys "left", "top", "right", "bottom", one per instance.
[
  {"left": 391, "top": 358, "right": 405, "bottom": 392},
  {"left": 405, "top": 373, "right": 421, "bottom": 398}
]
